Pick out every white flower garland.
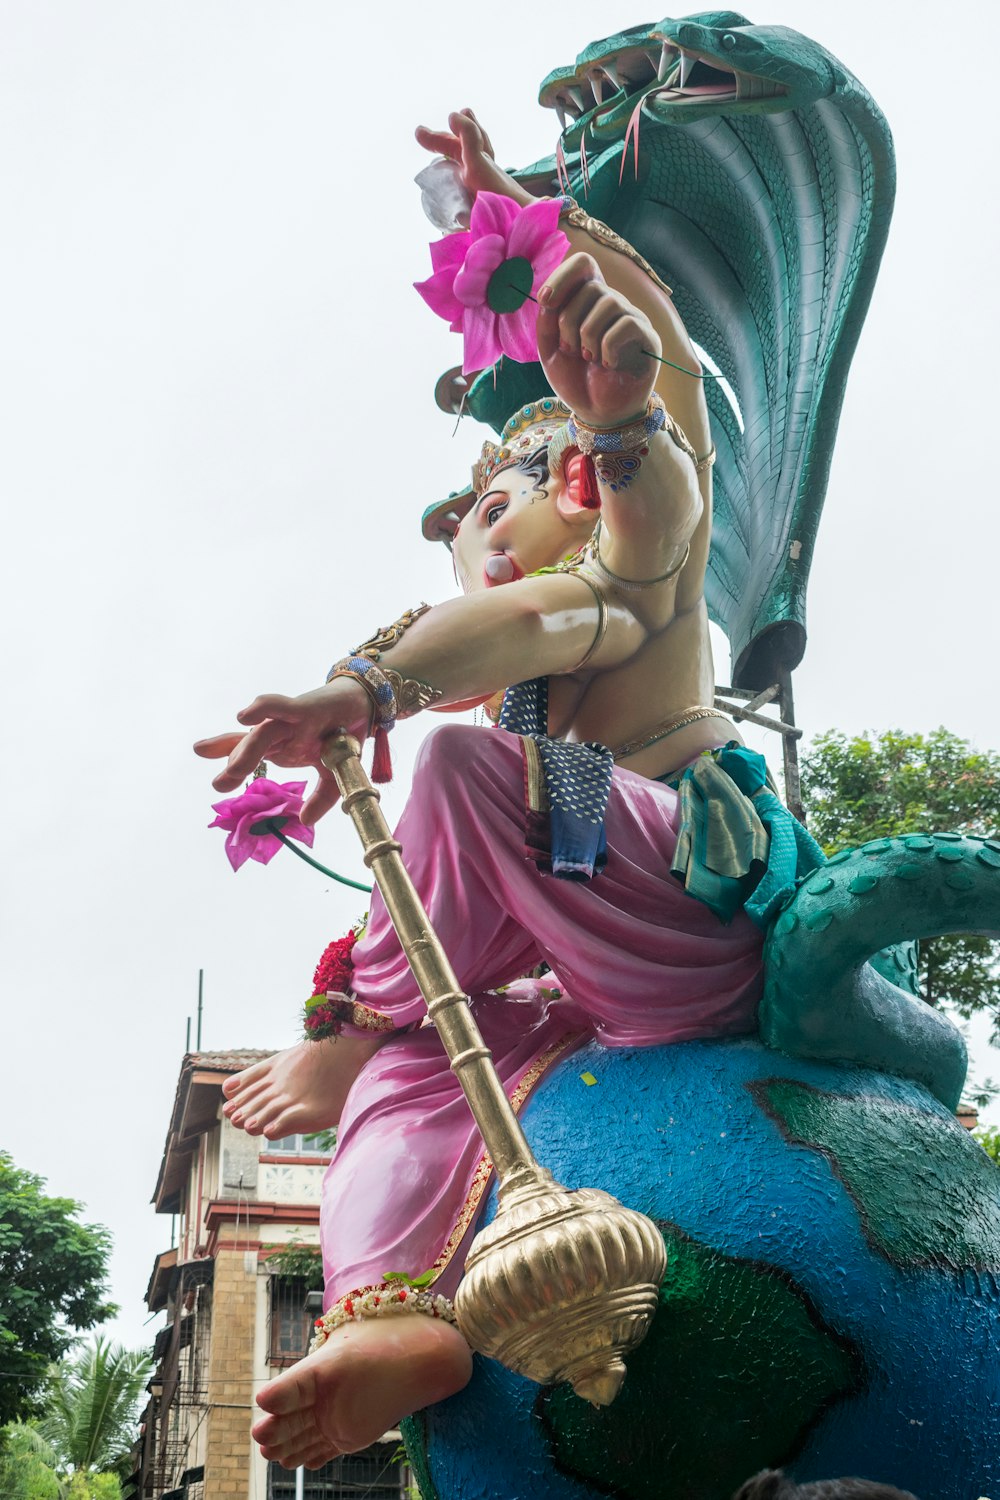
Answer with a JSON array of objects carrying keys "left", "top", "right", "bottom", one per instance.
[{"left": 309, "top": 1282, "right": 457, "bottom": 1353}]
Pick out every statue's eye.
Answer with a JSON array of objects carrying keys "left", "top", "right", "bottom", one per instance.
[
  {"left": 486, "top": 500, "right": 508, "bottom": 527},
  {"left": 722, "top": 32, "right": 737, "bottom": 48}
]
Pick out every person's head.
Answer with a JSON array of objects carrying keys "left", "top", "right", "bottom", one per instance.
[
  {"left": 731, "top": 1471, "right": 920, "bottom": 1500},
  {"left": 426, "top": 397, "right": 599, "bottom": 594}
]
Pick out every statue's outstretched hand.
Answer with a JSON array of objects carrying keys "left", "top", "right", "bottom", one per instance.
[
  {"left": 537, "top": 253, "right": 661, "bottom": 428},
  {"left": 415, "top": 109, "right": 530, "bottom": 204},
  {"left": 193, "top": 678, "right": 373, "bottom": 826}
]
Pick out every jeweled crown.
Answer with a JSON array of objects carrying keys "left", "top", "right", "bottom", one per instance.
[{"left": 474, "top": 397, "right": 571, "bottom": 496}]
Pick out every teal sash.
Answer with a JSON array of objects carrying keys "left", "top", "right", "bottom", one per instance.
[{"left": 667, "top": 744, "right": 826, "bottom": 928}]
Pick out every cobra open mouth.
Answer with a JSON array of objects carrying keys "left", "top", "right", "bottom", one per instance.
[{"left": 540, "top": 40, "right": 788, "bottom": 128}]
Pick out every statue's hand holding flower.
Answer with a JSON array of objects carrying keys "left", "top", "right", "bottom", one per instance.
[
  {"left": 209, "top": 777, "right": 314, "bottom": 872},
  {"left": 414, "top": 107, "right": 661, "bottom": 427},
  {"left": 416, "top": 191, "right": 568, "bottom": 375},
  {"left": 194, "top": 676, "right": 375, "bottom": 828},
  {"left": 534, "top": 253, "right": 661, "bottom": 430}
]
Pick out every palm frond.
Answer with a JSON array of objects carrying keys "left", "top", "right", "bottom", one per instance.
[{"left": 40, "top": 1338, "right": 151, "bottom": 1473}]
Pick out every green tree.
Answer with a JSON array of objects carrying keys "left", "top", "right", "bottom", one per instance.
[
  {"left": 40, "top": 1339, "right": 149, "bottom": 1478},
  {"left": 0, "top": 1156, "right": 116, "bottom": 1426},
  {"left": 975, "top": 1125, "right": 1000, "bottom": 1166},
  {"left": 264, "top": 1244, "right": 324, "bottom": 1289},
  {"left": 65, "top": 1472, "right": 120, "bottom": 1499},
  {"left": 800, "top": 729, "right": 1000, "bottom": 1038},
  {"left": 0, "top": 1423, "right": 63, "bottom": 1499}
]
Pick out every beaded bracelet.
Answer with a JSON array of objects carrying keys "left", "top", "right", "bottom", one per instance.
[
  {"left": 567, "top": 393, "right": 668, "bottom": 457},
  {"left": 309, "top": 1283, "right": 458, "bottom": 1353},
  {"left": 328, "top": 655, "right": 399, "bottom": 730},
  {"left": 565, "top": 395, "right": 669, "bottom": 497},
  {"left": 324, "top": 606, "right": 443, "bottom": 782}
]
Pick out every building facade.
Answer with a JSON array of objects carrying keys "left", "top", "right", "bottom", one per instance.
[{"left": 134, "top": 1051, "right": 409, "bottom": 1500}]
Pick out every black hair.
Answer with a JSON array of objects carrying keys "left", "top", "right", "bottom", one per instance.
[
  {"left": 507, "top": 443, "right": 550, "bottom": 500},
  {"left": 731, "top": 1472, "right": 920, "bottom": 1500}
]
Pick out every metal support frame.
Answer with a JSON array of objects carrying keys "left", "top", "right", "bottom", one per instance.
[{"left": 714, "top": 668, "right": 806, "bottom": 825}]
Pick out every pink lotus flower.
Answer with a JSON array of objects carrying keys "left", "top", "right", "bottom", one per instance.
[
  {"left": 414, "top": 192, "right": 568, "bottom": 374},
  {"left": 209, "top": 777, "right": 315, "bottom": 872}
]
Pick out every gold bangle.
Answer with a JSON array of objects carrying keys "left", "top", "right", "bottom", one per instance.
[
  {"left": 569, "top": 394, "right": 668, "bottom": 456},
  {"left": 567, "top": 571, "right": 610, "bottom": 673},
  {"left": 593, "top": 541, "right": 690, "bottom": 592}
]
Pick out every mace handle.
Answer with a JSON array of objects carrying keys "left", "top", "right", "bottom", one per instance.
[{"left": 321, "top": 734, "right": 545, "bottom": 1195}]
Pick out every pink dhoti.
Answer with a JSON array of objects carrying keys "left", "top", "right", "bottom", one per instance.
[{"left": 320, "top": 724, "right": 763, "bottom": 1309}]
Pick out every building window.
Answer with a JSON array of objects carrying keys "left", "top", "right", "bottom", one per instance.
[
  {"left": 262, "top": 1133, "right": 333, "bottom": 1157},
  {"left": 268, "top": 1443, "right": 408, "bottom": 1498},
  {"left": 269, "top": 1277, "right": 315, "bottom": 1365}
]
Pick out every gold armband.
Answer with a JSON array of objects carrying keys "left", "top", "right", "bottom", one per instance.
[
  {"left": 325, "top": 604, "right": 444, "bottom": 725},
  {"left": 559, "top": 198, "right": 673, "bottom": 298}
]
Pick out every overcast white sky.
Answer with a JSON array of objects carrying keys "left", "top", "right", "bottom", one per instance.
[{"left": 2, "top": 1, "right": 998, "bottom": 1355}]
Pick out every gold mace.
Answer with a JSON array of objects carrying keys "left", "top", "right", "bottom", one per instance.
[{"left": 322, "top": 734, "right": 666, "bottom": 1406}]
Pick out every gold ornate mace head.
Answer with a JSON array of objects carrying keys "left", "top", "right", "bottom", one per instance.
[{"left": 455, "top": 1169, "right": 667, "bottom": 1407}]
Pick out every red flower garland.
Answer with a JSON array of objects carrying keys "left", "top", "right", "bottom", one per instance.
[
  {"left": 303, "top": 929, "right": 358, "bottom": 1040},
  {"left": 313, "top": 931, "right": 357, "bottom": 995}
]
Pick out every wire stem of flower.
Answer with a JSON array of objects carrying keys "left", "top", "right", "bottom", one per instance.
[
  {"left": 506, "top": 282, "right": 719, "bottom": 381},
  {"left": 640, "top": 348, "right": 719, "bottom": 381},
  {"left": 265, "top": 821, "right": 373, "bottom": 893}
]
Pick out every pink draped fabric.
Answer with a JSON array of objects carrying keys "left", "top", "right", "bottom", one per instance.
[{"left": 320, "top": 724, "right": 763, "bottom": 1308}]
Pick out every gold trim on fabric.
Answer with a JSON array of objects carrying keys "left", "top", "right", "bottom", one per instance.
[
  {"left": 522, "top": 735, "right": 549, "bottom": 815},
  {"left": 427, "top": 1030, "right": 586, "bottom": 1285},
  {"left": 673, "top": 754, "right": 770, "bottom": 886},
  {"left": 344, "top": 998, "right": 398, "bottom": 1033}
]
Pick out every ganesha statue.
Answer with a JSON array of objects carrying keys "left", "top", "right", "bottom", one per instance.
[{"left": 198, "top": 15, "right": 1000, "bottom": 1499}]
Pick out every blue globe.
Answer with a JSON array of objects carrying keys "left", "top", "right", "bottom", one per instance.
[{"left": 403, "top": 1036, "right": 1000, "bottom": 1500}]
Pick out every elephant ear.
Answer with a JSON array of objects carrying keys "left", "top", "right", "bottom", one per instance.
[{"left": 489, "top": 12, "right": 896, "bottom": 688}]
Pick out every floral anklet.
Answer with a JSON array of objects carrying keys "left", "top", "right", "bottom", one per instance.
[
  {"left": 303, "top": 921, "right": 397, "bottom": 1039},
  {"left": 309, "top": 1283, "right": 458, "bottom": 1353},
  {"left": 303, "top": 928, "right": 359, "bottom": 1040}
]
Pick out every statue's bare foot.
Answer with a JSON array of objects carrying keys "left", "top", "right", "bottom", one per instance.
[
  {"left": 221, "top": 1035, "right": 384, "bottom": 1138},
  {"left": 251, "top": 1315, "right": 473, "bottom": 1468}
]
